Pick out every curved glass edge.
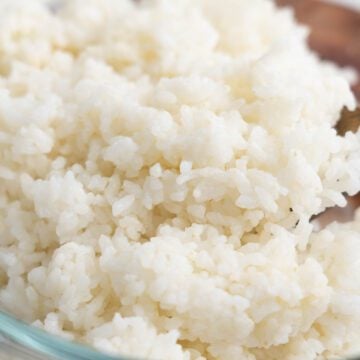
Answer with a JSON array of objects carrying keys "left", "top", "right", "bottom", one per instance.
[
  {"left": 1, "top": 311, "right": 360, "bottom": 360},
  {"left": 0, "top": 311, "right": 132, "bottom": 360}
]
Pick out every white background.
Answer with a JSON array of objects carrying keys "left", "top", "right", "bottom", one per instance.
[{"left": 327, "top": 0, "right": 360, "bottom": 11}]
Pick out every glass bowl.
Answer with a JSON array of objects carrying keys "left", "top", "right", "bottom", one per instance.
[
  {"left": 0, "top": 311, "right": 128, "bottom": 360},
  {"left": 1, "top": 309, "right": 360, "bottom": 360}
]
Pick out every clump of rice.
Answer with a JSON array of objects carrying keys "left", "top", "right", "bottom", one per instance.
[{"left": 0, "top": 0, "right": 360, "bottom": 359}]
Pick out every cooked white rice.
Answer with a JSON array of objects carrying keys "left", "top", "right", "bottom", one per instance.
[{"left": 0, "top": 0, "right": 359, "bottom": 359}]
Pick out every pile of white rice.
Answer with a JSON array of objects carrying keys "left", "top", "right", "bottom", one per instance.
[{"left": 0, "top": 0, "right": 360, "bottom": 359}]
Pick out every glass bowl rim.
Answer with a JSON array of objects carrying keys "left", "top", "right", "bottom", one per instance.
[
  {"left": 0, "top": 310, "right": 134, "bottom": 360},
  {"left": 2, "top": 310, "right": 360, "bottom": 360}
]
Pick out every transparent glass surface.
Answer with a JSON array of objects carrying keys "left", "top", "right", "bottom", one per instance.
[
  {"left": 0, "top": 311, "right": 131, "bottom": 360},
  {"left": 1, "top": 310, "right": 360, "bottom": 360}
]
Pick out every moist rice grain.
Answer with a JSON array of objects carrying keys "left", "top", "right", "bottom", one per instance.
[{"left": 0, "top": 1, "right": 360, "bottom": 359}]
